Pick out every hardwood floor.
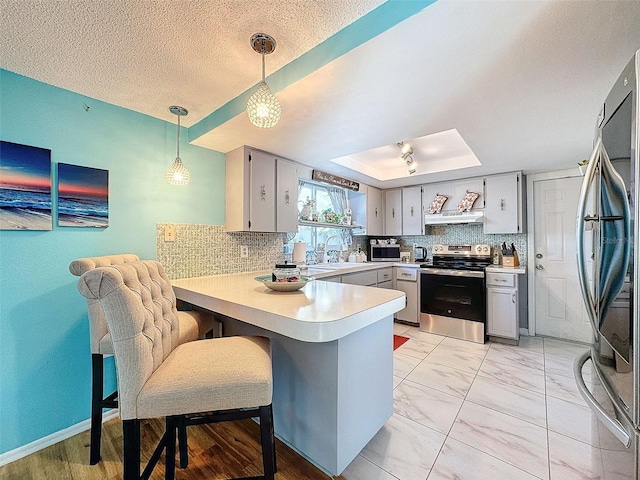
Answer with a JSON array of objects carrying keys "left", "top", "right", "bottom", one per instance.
[{"left": 0, "top": 417, "right": 340, "bottom": 480}]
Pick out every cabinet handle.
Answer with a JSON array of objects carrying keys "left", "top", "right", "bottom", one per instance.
[
  {"left": 497, "top": 278, "right": 507, "bottom": 282},
  {"left": 375, "top": 208, "right": 378, "bottom": 217},
  {"left": 500, "top": 199, "right": 505, "bottom": 210},
  {"left": 512, "top": 293, "right": 516, "bottom": 304},
  {"left": 401, "top": 273, "right": 411, "bottom": 277},
  {"left": 261, "top": 185, "right": 266, "bottom": 201},
  {"left": 392, "top": 208, "right": 395, "bottom": 218},
  {"left": 411, "top": 206, "right": 414, "bottom": 216},
  {"left": 285, "top": 190, "right": 290, "bottom": 205}
]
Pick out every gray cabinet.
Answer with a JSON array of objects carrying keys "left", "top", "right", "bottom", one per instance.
[
  {"left": 384, "top": 189, "right": 402, "bottom": 236},
  {"left": 483, "top": 172, "right": 525, "bottom": 234},
  {"left": 394, "top": 267, "right": 418, "bottom": 325},
  {"left": 486, "top": 271, "right": 526, "bottom": 342},
  {"left": 225, "top": 146, "right": 299, "bottom": 232},
  {"left": 402, "top": 186, "right": 423, "bottom": 235}
]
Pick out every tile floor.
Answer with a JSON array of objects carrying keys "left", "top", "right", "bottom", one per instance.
[{"left": 339, "top": 324, "right": 635, "bottom": 480}]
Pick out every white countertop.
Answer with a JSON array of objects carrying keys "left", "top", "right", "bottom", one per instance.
[
  {"left": 303, "top": 261, "right": 423, "bottom": 278},
  {"left": 486, "top": 265, "right": 527, "bottom": 274},
  {"left": 172, "top": 270, "right": 405, "bottom": 343}
]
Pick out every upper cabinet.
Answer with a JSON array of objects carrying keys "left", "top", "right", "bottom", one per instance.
[
  {"left": 276, "top": 159, "right": 299, "bottom": 232},
  {"left": 483, "top": 172, "right": 525, "bottom": 234},
  {"left": 402, "top": 186, "right": 423, "bottom": 235},
  {"left": 422, "top": 177, "right": 484, "bottom": 214},
  {"left": 225, "top": 146, "right": 298, "bottom": 232},
  {"left": 384, "top": 189, "right": 402, "bottom": 236},
  {"left": 367, "top": 186, "right": 384, "bottom": 236}
]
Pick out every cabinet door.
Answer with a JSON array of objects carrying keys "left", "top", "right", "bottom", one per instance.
[
  {"left": 402, "top": 186, "right": 423, "bottom": 235},
  {"left": 395, "top": 280, "right": 418, "bottom": 324},
  {"left": 483, "top": 172, "right": 522, "bottom": 234},
  {"left": 487, "top": 287, "right": 518, "bottom": 338},
  {"left": 249, "top": 151, "right": 276, "bottom": 232},
  {"left": 367, "top": 186, "right": 383, "bottom": 236},
  {"left": 377, "top": 280, "right": 393, "bottom": 289},
  {"left": 276, "top": 159, "right": 299, "bottom": 232},
  {"left": 384, "top": 189, "right": 402, "bottom": 236}
]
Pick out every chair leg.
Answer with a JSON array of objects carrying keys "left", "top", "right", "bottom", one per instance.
[
  {"left": 177, "top": 419, "right": 188, "bottom": 469},
  {"left": 122, "top": 419, "right": 140, "bottom": 480},
  {"left": 89, "top": 354, "right": 104, "bottom": 465},
  {"left": 259, "top": 405, "right": 276, "bottom": 480},
  {"left": 165, "top": 417, "right": 177, "bottom": 480}
]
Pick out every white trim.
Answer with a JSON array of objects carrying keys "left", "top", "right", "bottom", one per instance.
[
  {"left": 0, "top": 409, "right": 119, "bottom": 467},
  {"left": 526, "top": 168, "right": 583, "bottom": 338}
]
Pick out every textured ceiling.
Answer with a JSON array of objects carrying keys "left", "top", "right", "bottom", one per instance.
[
  {"left": 0, "top": 0, "right": 384, "bottom": 125},
  {"left": 1, "top": 0, "right": 640, "bottom": 188}
]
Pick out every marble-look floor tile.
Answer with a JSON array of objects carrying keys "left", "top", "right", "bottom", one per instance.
[
  {"left": 405, "top": 359, "right": 476, "bottom": 398},
  {"left": 545, "top": 352, "right": 595, "bottom": 383},
  {"left": 544, "top": 337, "right": 591, "bottom": 357},
  {"left": 600, "top": 445, "right": 636, "bottom": 480},
  {"left": 360, "top": 413, "right": 446, "bottom": 480},
  {"left": 517, "top": 335, "right": 545, "bottom": 354},
  {"left": 404, "top": 328, "right": 446, "bottom": 347},
  {"left": 393, "top": 375, "right": 403, "bottom": 389},
  {"left": 449, "top": 402, "right": 550, "bottom": 480},
  {"left": 395, "top": 337, "right": 438, "bottom": 360},
  {"left": 466, "top": 375, "right": 547, "bottom": 427},
  {"left": 440, "top": 335, "right": 491, "bottom": 352},
  {"left": 428, "top": 437, "right": 540, "bottom": 480},
  {"left": 548, "top": 431, "right": 605, "bottom": 480},
  {"left": 424, "top": 344, "right": 486, "bottom": 374},
  {"left": 393, "top": 352, "right": 421, "bottom": 378},
  {"left": 393, "top": 322, "right": 412, "bottom": 335},
  {"left": 340, "top": 454, "right": 398, "bottom": 480},
  {"left": 394, "top": 380, "right": 463, "bottom": 434},
  {"left": 546, "top": 371, "right": 591, "bottom": 406},
  {"left": 484, "top": 344, "right": 545, "bottom": 372},
  {"left": 547, "top": 395, "right": 601, "bottom": 447},
  {"left": 477, "top": 355, "right": 546, "bottom": 394}
]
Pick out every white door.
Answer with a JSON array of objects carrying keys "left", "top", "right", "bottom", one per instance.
[{"left": 533, "top": 176, "right": 592, "bottom": 342}]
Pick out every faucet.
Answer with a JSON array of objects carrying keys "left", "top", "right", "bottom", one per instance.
[{"left": 323, "top": 235, "right": 346, "bottom": 263}]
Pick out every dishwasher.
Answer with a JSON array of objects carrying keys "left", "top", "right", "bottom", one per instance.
[{"left": 394, "top": 266, "right": 419, "bottom": 326}]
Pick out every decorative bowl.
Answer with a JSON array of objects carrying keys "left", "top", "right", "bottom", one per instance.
[{"left": 255, "top": 275, "right": 314, "bottom": 292}]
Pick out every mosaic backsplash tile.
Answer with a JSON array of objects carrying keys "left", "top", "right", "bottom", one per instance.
[
  {"left": 157, "top": 222, "right": 527, "bottom": 279},
  {"left": 157, "top": 223, "right": 286, "bottom": 280}
]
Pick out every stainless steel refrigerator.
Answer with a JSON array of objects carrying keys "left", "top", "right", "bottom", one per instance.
[{"left": 576, "top": 49, "right": 639, "bottom": 479}]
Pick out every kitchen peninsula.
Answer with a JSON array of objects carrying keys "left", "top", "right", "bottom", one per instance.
[{"left": 172, "top": 271, "right": 405, "bottom": 476}]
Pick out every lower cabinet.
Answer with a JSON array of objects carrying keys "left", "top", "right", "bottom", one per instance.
[
  {"left": 486, "top": 271, "right": 526, "bottom": 341},
  {"left": 393, "top": 267, "right": 418, "bottom": 325}
]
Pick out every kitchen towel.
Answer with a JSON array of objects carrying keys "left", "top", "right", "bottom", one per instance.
[{"left": 293, "top": 241, "right": 307, "bottom": 263}]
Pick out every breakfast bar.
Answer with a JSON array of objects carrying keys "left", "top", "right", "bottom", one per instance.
[{"left": 172, "top": 272, "right": 405, "bottom": 476}]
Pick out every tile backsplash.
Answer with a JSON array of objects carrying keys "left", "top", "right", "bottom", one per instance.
[
  {"left": 157, "top": 222, "right": 527, "bottom": 280},
  {"left": 157, "top": 223, "right": 286, "bottom": 279}
]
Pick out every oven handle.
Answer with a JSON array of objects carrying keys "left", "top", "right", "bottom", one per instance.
[{"left": 420, "top": 268, "right": 485, "bottom": 279}]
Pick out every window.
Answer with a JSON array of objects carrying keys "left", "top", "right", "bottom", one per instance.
[{"left": 291, "top": 181, "right": 352, "bottom": 251}]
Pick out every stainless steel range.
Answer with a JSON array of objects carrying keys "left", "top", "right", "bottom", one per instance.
[{"left": 419, "top": 244, "right": 492, "bottom": 343}]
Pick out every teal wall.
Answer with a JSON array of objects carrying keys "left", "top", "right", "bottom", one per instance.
[{"left": 0, "top": 69, "right": 225, "bottom": 454}]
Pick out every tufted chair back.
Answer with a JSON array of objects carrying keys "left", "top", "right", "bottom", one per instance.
[
  {"left": 77, "top": 260, "right": 180, "bottom": 419},
  {"left": 70, "top": 254, "right": 141, "bottom": 354}
]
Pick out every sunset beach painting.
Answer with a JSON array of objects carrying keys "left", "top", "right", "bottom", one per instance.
[
  {"left": 0, "top": 141, "right": 52, "bottom": 230},
  {"left": 57, "top": 163, "right": 108, "bottom": 227}
]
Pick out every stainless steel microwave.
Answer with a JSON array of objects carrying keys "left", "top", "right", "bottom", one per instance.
[{"left": 370, "top": 244, "right": 401, "bottom": 262}]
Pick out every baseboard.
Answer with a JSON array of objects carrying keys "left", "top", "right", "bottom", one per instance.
[
  {"left": 519, "top": 328, "right": 530, "bottom": 336},
  {"left": 0, "top": 409, "right": 119, "bottom": 467}
]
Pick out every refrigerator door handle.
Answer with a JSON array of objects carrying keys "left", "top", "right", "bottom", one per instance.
[
  {"left": 574, "top": 349, "right": 631, "bottom": 447},
  {"left": 576, "top": 138, "right": 602, "bottom": 339}
]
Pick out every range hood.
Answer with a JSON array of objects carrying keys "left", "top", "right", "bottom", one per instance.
[{"left": 424, "top": 211, "right": 484, "bottom": 225}]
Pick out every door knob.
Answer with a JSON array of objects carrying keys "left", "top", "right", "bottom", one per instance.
[
  {"left": 536, "top": 253, "right": 543, "bottom": 259},
  {"left": 536, "top": 264, "right": 544, "bottom": 270}
]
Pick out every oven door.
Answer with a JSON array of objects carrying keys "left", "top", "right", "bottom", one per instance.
[{"left": 419, "top": 268, "right": 487, "bottom": 343}]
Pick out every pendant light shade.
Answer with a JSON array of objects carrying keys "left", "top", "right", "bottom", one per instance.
[
  {"left": 166, "top": 106, "right": 190, "bottom": 186},
  {"left": 246, "top": 33, "right": 281, "bottom": 128}
]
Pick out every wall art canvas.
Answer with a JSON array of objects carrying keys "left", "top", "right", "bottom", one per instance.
[
  {"left": 57, "top": 163, "right": 109, "bottom": 227},
  {"left": 0, "top": 141, "right": 52, "bottom": 230}
]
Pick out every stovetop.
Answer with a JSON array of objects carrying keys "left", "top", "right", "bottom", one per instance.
[{"left": 419, "top": 244, "right": 492, "bottom": 271}]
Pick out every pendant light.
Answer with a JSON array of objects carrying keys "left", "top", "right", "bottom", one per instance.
[
  {"left": 165, "top": 106, "right": 190, "bottom": 186},
  {"left": 246, "top": 33, "right": 281, "bottom": 128}
]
